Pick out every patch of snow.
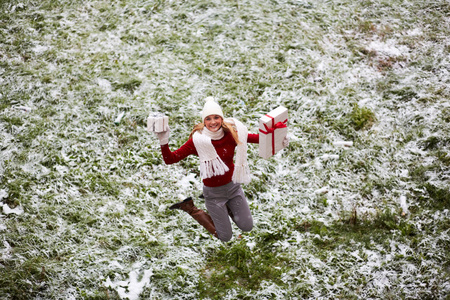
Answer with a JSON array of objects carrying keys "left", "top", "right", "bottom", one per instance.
[
  {"left": 367, "top": 39, "right": 410, "bottom": 57},
  {"left": 2, "top": 204, "right": 24, "bottom": 215},
  {"left": 178, "top": 173, "right": 198, "bottom": 190},
  {"left": 0, "top": 190, "right": 7, "bottom": 201},
  {"left": 314, "top": 187, "right": 329, "bottom": 194},
  {"left": 333, "top": 141, "right": 353, "bottom": 147},
  {"left": 407, "top": 28, "right": 422, "bottom": 36},
  {"left": 55, "top": 165, "right": 69, "bottom": 175},
  {"left": 0, "top": 241, "right": 12, "bottom": 260},
  {"left": 105, "top": 268, "right": 153, "bottom": 300},
  {"left": 32, "top": 44, "right": 49, "bottom": 53}
]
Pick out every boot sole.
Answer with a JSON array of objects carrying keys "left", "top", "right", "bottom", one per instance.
[{"left": 169, "top": 197, "right": 193, "bottom": 210}]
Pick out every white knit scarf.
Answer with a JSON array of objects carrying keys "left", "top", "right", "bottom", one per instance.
[{"left": 192, "top": 118, "right": 251, "bottom": 184}]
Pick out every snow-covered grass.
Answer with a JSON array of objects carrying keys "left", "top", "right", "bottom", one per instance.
[{"left": 1, "top": 0, "right": 449, "bottom": 299}]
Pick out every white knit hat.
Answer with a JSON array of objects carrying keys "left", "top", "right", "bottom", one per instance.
[{"left": 201, "top": 97, "right": 224, "bottom": 121}]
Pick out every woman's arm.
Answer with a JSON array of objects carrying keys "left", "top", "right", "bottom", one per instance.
[
  {"left": 247, "top": 133, "right": 259, "bottom": 144},
  {"left": 160, "top": 139, "right": 197, "bottom": 164}
]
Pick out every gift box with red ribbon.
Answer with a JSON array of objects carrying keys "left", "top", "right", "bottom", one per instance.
[{"left": 259, "top": 106, "right": 288, "bottom": 159}]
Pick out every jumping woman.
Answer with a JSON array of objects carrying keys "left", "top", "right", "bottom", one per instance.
[{"left": 152, "top": 97, "right": 259, "bottom": 242}]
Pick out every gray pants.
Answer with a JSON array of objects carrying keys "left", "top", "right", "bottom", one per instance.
[{"left": 203, "top": 182, "right": 253, "bottom": 242}]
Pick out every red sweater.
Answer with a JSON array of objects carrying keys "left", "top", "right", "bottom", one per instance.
[{"left": 161, "top": 132, "right": 259, "bottom": 187}]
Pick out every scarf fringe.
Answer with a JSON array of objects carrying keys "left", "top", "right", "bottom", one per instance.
[
  {"left": 232, "top": 164, "right": 251, "bottom": 184},
  {"left": 200, "top": 156, "right": 229, "bottom": 179},
  {"left": 227, "top": 118, "right": 252, "bottom": 184}
]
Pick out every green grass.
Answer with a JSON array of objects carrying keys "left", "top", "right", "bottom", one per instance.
[
  {"left": 199, "top": 238, "right": 289, "bottom": 299},
  {"left": 197, "top": 208, "right": 426, "bottom": 298},
  {"left": 0, "top": 256, "right": 52, "bottom": 300},
  {"left": 349, "top": 104, "right": 376, "bottom": 131}
]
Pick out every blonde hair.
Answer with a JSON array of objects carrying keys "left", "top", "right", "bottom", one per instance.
[{"left": 189, "top": 119, "right": 241, "bottom": 145}]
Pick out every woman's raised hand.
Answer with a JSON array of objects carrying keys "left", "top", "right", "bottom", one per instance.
[
  {"left": 283, "top": 136, "right": 289, "bottom": 148},
  {"left": 155, "top": 126, "right": 170, "bottom": 145}
]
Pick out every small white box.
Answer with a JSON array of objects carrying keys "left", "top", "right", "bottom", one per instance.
[
  {"left": 259, "top": 106, "right": 288, "bottom": 159},
  {"left": 147, "top": 112, "right": 169, "bottom": 133}
]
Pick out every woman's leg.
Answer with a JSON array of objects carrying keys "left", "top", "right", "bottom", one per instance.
[
  {"left": 226, "top": 183, "right": 253, "bottom": 232},
  {"left": 169, "top": 197, "right": 217, "bottom": 237},
  {"left": 203, "top": 186, "right": 233, "bottom": 242}
]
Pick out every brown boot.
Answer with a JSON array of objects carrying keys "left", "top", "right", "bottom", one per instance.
[{"left": 169, "top": 197, "right": 217, "bottom": 237}]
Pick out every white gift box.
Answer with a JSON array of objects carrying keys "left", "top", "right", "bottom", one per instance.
[
  {"left": 147, "top": 112, "right": 169, "bottom": 133},
  {"left": 259, "top": 106, "right": 288, "bottom": 159}
]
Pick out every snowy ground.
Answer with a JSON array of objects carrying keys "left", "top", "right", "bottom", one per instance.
[{"left": 0, "top": 0, "right": 449, "bottom": 299}]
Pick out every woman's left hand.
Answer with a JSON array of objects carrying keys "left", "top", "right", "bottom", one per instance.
[{"left": 283, "top": 136, "right": 289, "bottom": 147}]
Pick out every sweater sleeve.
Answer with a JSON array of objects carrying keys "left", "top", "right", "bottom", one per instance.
[
  {"left": 160, "top": 139, "right": 197, "bottom": 165},
  {"left": 248, "top": 133, "right": 259, "bottom": 144}
]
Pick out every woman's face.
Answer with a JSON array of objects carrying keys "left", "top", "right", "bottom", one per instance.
[{"left": 204, "top": 115, "right": 223, "bottom": 132}]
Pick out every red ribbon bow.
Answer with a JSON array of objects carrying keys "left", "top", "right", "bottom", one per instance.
[{"left": 259, "top": 114, "right": 288, "bottom": 155}]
